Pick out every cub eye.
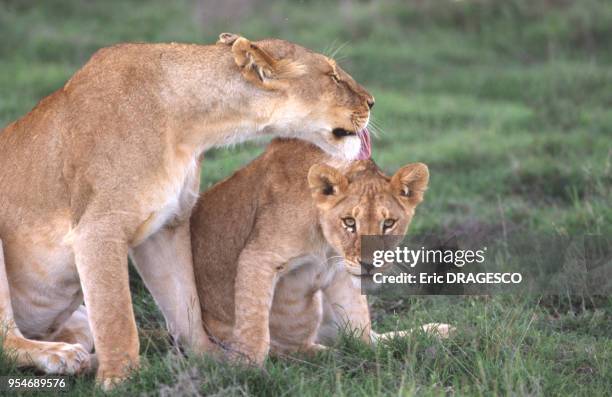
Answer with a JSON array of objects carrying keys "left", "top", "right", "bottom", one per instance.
[
  {"left": 342, "top": 217, "right": 356, "bottom": 232},
  {"left": 330, "top": 73, "right": 340, "bottom": 84},
  {"left": 383, "top": 219, "right": 396, "bottom": 232}
]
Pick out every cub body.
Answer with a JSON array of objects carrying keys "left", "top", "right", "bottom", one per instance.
[{"left": 191, "top": 138, "right": 433, "bottom": 363}]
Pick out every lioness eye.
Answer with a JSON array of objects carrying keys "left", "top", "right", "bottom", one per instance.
[
  {"left": 383, "top": 219, "right": 396, "bottom": 231},
  {"left": 330, "top": 73, "right": 340, "bottom": 84},
  {"left": 342, "top": 217, "right": 356, "bottom": 231}
]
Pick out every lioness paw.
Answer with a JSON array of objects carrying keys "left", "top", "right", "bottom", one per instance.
[
  {"left": 99, "top": 376, "right": 126, "bottom": 392},
  {"left": 95, "top": 357, "right": 139, "bottom": 391},
  {"left": 31, "top": 342, "right": 90, "bottom": 375}
]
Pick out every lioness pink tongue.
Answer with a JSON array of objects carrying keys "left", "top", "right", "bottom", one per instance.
[{"left": 356, "top": 128, "right": 371, "bottom": 160}]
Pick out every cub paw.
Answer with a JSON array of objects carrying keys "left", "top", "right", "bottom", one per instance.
[
  {"left": 421, "top": 323, "right": 456, "bottom": 339},
  {"left": 32, "top": 342, "right": 90, "bottom": 375},
  {"left": 302, "top": 343, "right": 328, "bottom": 356}
]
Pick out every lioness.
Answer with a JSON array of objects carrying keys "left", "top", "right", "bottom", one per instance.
[
  {"left": 0, "top": 33, "right": 373, "bottom": 386},
  {"left": 191, "top": 138, "right": 449, "bottom": 364}
]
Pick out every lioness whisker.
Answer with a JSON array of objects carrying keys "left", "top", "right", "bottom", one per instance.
[{"left": 329, "top": 41, "right": 350, "bottom": 60}]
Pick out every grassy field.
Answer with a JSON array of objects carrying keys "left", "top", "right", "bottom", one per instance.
[{"left": 1, "top": 0, "right": 611, "bottom": 395}]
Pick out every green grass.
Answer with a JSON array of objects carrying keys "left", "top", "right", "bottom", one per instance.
[{"left": 1, "top": 0, "right": 611, "bottom": 395}]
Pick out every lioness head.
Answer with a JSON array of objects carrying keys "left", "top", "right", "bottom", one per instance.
[
  {"left": 308, "top": 160, "right": 429, "bottom": 277},
  {"left": 218, "top": 33, "right": 374, "bottom": 161}
]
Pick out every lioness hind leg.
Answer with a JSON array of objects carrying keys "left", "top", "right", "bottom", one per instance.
[
  {"left": 46, "top": 305, "right": 97, "bottom": 373},
  {"left": 0, "top": 239, "right": 90, "bottom": 374},
  {"left": 2, "top": 333, "right": 91, "bottom": 375},
  {"left": 47, "top": 306, "right": 94, "bottom": 352}
]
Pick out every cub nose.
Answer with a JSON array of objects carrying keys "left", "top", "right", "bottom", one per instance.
[
  {"left": 367, "top": 98, "right": 375, "bottom": 110},
  {"left": 359, "top": 260, "right": 375, "bottom": 274}
]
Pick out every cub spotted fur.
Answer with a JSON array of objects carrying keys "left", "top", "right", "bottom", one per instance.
[
  {"left": 0, "top": 33, "right": 373, "bottom": 387},
  {"left": 191, "top": 138, "right": 451, "bottom": 364}
]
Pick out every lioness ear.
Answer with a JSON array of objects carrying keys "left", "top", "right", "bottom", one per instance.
[
  {"left": 308, "top": 164, "right": 348, "bottom": 205},
  {"left": 228, "top": 36, "right": 279, "bottom": 87},
  {"left": 219, "top": 33, "right": 304, "bottom": 89},
  {"left": 217, "top": 32, "right": 240, "bottom": 45},
  {"left": 390, "top": 162, "right": 429, "bottom": 207}
]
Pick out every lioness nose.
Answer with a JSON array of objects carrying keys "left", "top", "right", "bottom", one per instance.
[{"left": 367, "top": 98, "right": 375, "bottom": 110}]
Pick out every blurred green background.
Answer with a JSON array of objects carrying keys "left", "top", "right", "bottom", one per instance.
[
  {"left": 1, "top": 0, "right": 610, "bottom": 237},
  {"left": 1, "top": 1, "right": 611, "bottom": 395}
]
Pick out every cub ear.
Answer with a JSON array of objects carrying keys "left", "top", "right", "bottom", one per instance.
[
  {"left": 308, "top": 164, "right": 348, "bottom": 205},
  {"left": 390, "top": 162, "right": 429, "bottom": 206}
]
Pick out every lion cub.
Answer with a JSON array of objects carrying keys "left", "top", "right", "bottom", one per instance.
[{"left": 191, "top": 138, "right": 449, "bottom": 364}]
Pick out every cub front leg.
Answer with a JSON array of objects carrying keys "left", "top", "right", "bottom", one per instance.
[
  {"left": 230, "top": 246, "right": 282, "bottom": 366},
  {"left": 317, "top": 269, "right": 371, "bottom": 345},
  {"left": 269, "top": 281, "right": 325, "bottom": 356},
  {"left": 130, "top": 220, "right": 214, "bottom": 354},
  {"left": 72, "top": 219, "right": 139, "bottom": 389},
  {"left": 318, "top": 270, "right": 455, "bottom": 346}
]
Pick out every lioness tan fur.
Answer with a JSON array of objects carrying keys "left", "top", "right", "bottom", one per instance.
[
  {"left": 191, "top": 138, "right": 451, "bottom": 364},
  {"left": 0, "top": 33, "right": 373, "bottom": 387}
]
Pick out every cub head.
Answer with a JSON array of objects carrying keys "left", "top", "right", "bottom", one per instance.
[
  {"left": 218, "top": 32, "right": 374, "bottom": 161},
  {"left": 308, "top": 160, "right": 429, "bottom": 278}
]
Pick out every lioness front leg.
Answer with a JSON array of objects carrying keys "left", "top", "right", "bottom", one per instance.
[
  {"left": 230, "top": 246, "right": 281, "bottom": 365},
  {"left": 130, "top": 220, "right": 213, "bottom": 354},
  {"left": 0, "top": 239, "right": 90, "bottom": 374},
  {"left": 72, "top": 221, "right": 139, "bottom": 388}
]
